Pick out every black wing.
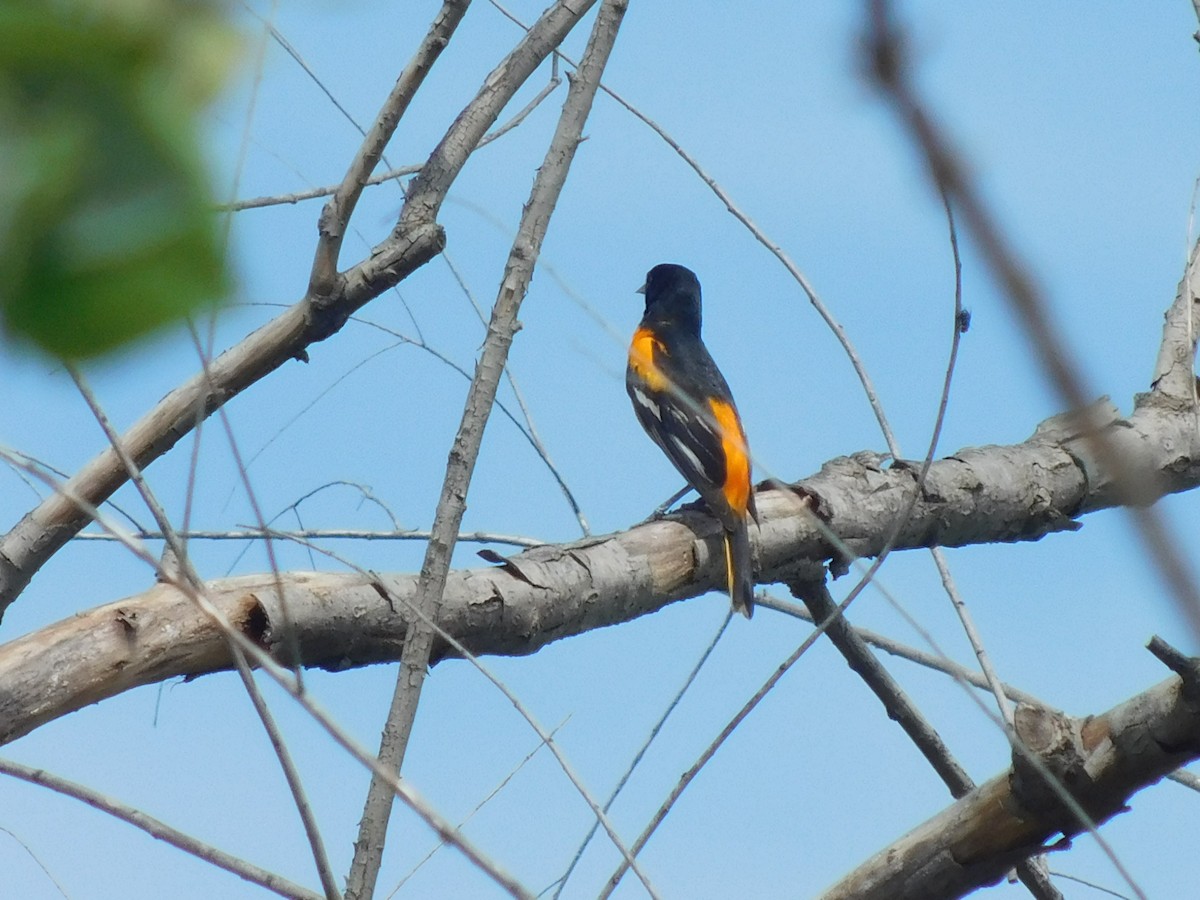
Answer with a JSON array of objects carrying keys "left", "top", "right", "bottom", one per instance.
[{"left": 626, "top": 340, "right": 742, "bottom": 528}]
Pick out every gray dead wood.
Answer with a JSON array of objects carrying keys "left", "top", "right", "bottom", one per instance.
[
  {"left": 0, "top": 391, "right": 1196, "bottom": 745},
  {"left": 819, "top": 673, "right": 1200, "bottom": 899}
]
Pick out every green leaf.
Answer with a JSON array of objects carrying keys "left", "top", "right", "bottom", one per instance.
[{"left": 0, "top": 1, "right": 237, "bottom": 359}]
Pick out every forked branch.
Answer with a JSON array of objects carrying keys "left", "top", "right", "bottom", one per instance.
[
  {"left": 820, "top": 663, "right": 1200, "bottom": 899},
  {"left": 0, "top": 0, "right": 595, "bottom": 621}
]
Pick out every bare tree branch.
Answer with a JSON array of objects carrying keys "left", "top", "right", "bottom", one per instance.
[
  {"left": 307, "top": 0, "right": 470, "bottom": 297},
  {"left": 0, "top": 757, "right": 325, "bottom": 900},
  {"left": 1, "top": 389, "right": 1198, "bottom": 746},
  {"left": 389, "top": 718, "right": 569, "bottom": 896},
  {"left": 0, "top": 451, "right": 534, "bottom": 899},
  {"left": 0, "top": 823, "right": 70, "bottom": 899},
  {"left": 67, "top": 367, "right": 342, "bottom": 900},
  {"left": 768, "top": 590, "right": 1200, "bottom": 805},
  {"left": 344, "top": 2, "right": 621, "bottom": 897},
  {"left": 791, "top": 577, "right": 1062, "bottom": 900},
  {"left": 863, "top": 0, "right": 1200, "bottom": 637},
  {"left": 221, "top": 65, "right": 562, "bottom": 213},
  {"left": 441, "top": 251, "right": 590, "bottom": 535},
  {"left": 921, "top": 195, "right": 1019, "bottom": 732},
  {"left": 73, "top": 528, "right": 545, "bottom": 548},
  {"left": 796, "top": 576, "right": 973, "bottom": 790},
  {"left": 0, "top": 0, "right": 589, "bottom": 621},
  {"left": 759, "top": 592, "right": 1039, "bottom": 702},
  {"left": 819, "top": 664, "right": 1200, "bottom": 900}
]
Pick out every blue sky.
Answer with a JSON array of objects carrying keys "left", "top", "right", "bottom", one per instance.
[{"left": 2, "top": 2, "right": 1200, "bottom": 898}]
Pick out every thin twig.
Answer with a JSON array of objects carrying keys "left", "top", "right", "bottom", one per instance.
[
  {"left": 186, "top": 323, "right": 307, "bottom": 685},
  {"left": 932, "top": 550, "right": 1014, "bottom": 726},
  {"left": 0, "top": 823, "right": 71, "bottom": 899},
  {"left": 1, "top": 449, "right": 148, "bottom": 533},
  {"left": 221, "top": 0, "right": 275, "bottom": 248},
  {"left": 388, "top": 718, "right": 570, "bottom": 897},
  {"left": 67, "top": 368, "right": 341, "bottom": 900},
  {"left": 0, "top": 757, "right": 324, "bottom": 900},
  {"left": 73, "top": 528, "right": 544, "bottom": 548},
  {"left": 796, "top": 578, "right": 1056, "bottom": 900},
  {"left": 489, "top": 0, "right": 897, "bottom": 452},
  {"left": 223, "top": 166, "right": 420, "bottom": 212},
  {"left": 307, "top": 0, "right": 471, "bottom": 297},
  {"left": 255, "top": 12, "right": 369, "bottom": 140},
  {"left": 923, "top": 195, "right": 1015, "bottom": 729},
  {"left": 597, "top": 574, "right": 840, "bottom": 898},
  {"left": 275, "top": 480, "right": 403, "bottom": 531},
  {"left": 1045, "top": 871, "right": 1131, "bottom": 900},
  {"left": 549, "top": 610, "right": 733, "bottom": 899},
  {"left": 757, "top": 593, "right": 1038, "bottom": 703},
  {"left": 865, "top": 0, "right": 1200, "bottom": 643},
  {"left": 344, "top": 3, "right": 620, "bottom": 898},
  {"left": 442, "top": 251, "right": 590, "bottom": 535},
  {"left": 765, "top": 589, "right": 1198, "bottom": 805},
  {"left": 231, "top": 661, "right": 342, "bottom": 899},
  {"left": 0, "top": 450, "right": 533, "bottom": 899},
  {"left": 358, "top": 310, "right": 589, "bottom": 535},
  {"left": 794, "top": 576, "right": 974, "bottom": 793},
  {"left": 222, "top": 314, "right": 582, "bottom": 533},
  {"left": 221, "top": 58, "right": 562, "bottom": 214}
]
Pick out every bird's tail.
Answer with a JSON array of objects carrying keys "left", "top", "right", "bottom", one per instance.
[{"left": 723, "top": 518, "right": 754, "bottom": 618}]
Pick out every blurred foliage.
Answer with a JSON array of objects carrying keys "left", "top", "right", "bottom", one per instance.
[{"left": 0, "top": 0, "right": 238, "bottom": 359}]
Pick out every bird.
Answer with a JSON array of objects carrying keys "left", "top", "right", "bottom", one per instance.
[{"left": 626, "top": 263, "right": 757, "bottom": 617}]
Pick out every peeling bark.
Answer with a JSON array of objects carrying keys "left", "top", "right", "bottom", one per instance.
[
  {"left": 819, "top": 675, "right": 1200, "bottom": 899},
  {"left": 0, "top": 393, "right": 1196, "bottom": 746}
]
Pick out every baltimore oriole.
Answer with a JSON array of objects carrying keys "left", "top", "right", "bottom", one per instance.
[{"left": 626, "top": 263, "right": 757, "bottom": 617}]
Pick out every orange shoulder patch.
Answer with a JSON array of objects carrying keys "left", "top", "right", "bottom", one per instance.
[{"left": 628, "top": 327, "right": 669, "bottom": 391}]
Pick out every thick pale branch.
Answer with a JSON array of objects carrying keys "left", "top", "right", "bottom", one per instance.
[
  {"left": 791, "top": 578, "right": 1062, "bottom": 900},
  {"left": 1, "top": 394, "right": 1197, "bottom": 746},
  {"left": 1150, "top": 238, "right": 1200, "bottom": 405},
  {"left": 819, "top": 672, "right": 1200, "bottom": 899}
]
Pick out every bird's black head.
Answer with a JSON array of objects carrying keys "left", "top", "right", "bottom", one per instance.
[{"left": 638, "top": 263, "right": 702, "bottom": 334}]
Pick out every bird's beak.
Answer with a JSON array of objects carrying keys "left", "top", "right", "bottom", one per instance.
[{"left": 635, "top": 282, "right": 646, "bottom": 295}]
